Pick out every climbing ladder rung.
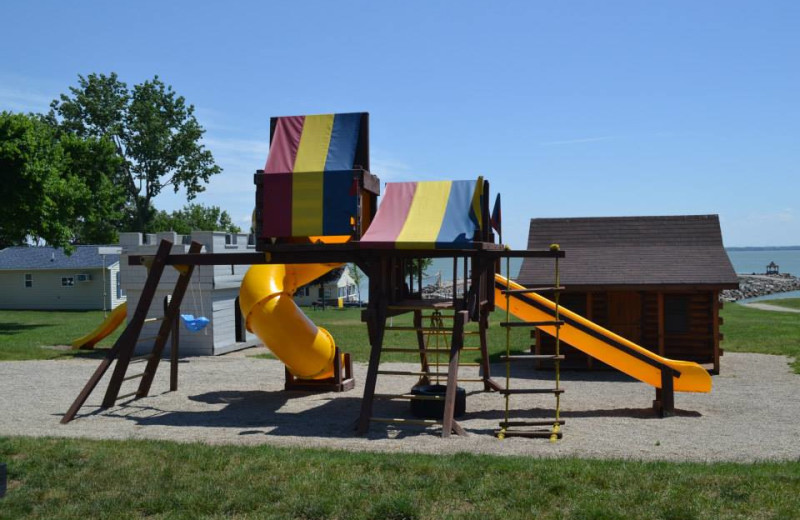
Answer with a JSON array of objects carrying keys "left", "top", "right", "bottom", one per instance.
[
  {"left": 135, "top": 335, "right": 160, "bottom": 344},
  {"left": 498, "top": 429, "right": 563, "bottom": 439},
  {"left": 430, "top": 362, "right": 480, "bottom": 367},
  {"left": 499, "top": 388, "right": 565, "bottom": 395},
  {"left": 129, "top": 354, "right": 153, "bottom": 363},
  {"left": 386, "top": 326, "right": 452, "bottom": 332},
  {"left": 371, "top": 417, "right": 442, "bottom": 426},
  {"left": 374, "top": 393, "right": 444, "bottom": 401},
  {"left": 457, "top": 378, "right": 487, "bottom": 382},
  {"left": 499, "top": 419, "right": 565, "bottom": 427},
  {"left": 500, "top": 320, "right": 563, "bottom": 328},
  {"left": 116, "top": 391, "right": 138, "bottom": 401},
  {"left": 499, "top": 354, "right": 565, "bottom": 361},
  {"left": 501, "top": 286, "right": 564, "bottom": 294},
  {"left": 122, "top": 372, "right": 146, "bottom": 381},
  {"left": 143, "top": 317, "right": 165, "bottom": 324},
  {"left": 380, "top": 347, "right": 477, "bottom": 354}
]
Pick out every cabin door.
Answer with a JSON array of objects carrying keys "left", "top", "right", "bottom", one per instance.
[{"left": 607, "top": 291, "right": 642, "bottom": 344}]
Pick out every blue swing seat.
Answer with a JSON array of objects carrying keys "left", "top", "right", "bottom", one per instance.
[{"left": 181, "top": 314, "right": 210, "bottom": 332}]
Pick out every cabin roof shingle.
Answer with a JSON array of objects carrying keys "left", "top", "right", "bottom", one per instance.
[
  {"left": 518, "top": 215, "right": 739, "bottom": 289},
  {"left": 0, "top": 245, "right": 120, "bottom": 271}
]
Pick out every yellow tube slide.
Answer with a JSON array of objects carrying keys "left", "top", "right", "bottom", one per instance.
[
  {"left": 239, "top": 263, "right": 342, "bottom": 380},
  {"left": 71, "top": 302, "right": 127, "bottom": 350},
  {"left": 495, "top": 275, "right": 712, "bottom": 393}
]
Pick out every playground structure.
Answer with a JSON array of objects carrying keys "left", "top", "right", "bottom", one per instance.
[{"left": 62, "top": 111, "right": 713, "bottom": 439}]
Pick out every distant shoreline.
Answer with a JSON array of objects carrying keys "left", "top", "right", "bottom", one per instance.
[{"left": 726, "top": 246, "right": 800, "bottom": 252}]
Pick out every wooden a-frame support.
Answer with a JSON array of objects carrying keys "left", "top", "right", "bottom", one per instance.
[{"left": 61, "top": 239, "right": 201, "bottom": 424}]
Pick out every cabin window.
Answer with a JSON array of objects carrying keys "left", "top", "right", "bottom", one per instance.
[
  {"left": 61, "top": 276, "right": 75, "bottom": 287},
  {"left": 664, "top": 296, "right": 689, "bottom": 334},
  {"left": 24, "top": 273, "right": 32, "bottom": 288}
]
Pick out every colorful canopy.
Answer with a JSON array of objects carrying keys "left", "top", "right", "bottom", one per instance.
[
  {"left": 360, "top": 179, "right": 484, "bottom": 249},
  {"left": 260, "top": 113, "right": 364, "bottom": 237}
]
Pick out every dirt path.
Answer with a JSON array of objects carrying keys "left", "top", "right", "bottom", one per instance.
[{"left": 743, "top": 302, "right": 800, "bottom": 313}]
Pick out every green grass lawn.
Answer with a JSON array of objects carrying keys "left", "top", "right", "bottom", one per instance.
[
  {"left": 4, "top": 302, "right": 799, "bottom": 374},
  {"left": 721, "top": 301, "right": 800, "bottom": 373},
  {"left": 0, "top": 310, "right": 123, "bottom": 361},
  {"left": 0, "top": 436, "right": 797, "bottom": 520}
]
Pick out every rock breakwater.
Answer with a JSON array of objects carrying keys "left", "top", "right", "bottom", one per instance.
[{"left": 721, "top": 274, "right": 800, "bottom": 302}]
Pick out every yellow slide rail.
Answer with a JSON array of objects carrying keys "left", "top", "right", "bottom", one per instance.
[
  {"left": 239, "top": 263, "right": 342, "bottom": 379},
  {"left": 494, "top": 275, "right": 712, "bottom": 393}
]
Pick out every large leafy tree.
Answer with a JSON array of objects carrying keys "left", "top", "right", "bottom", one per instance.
[
  {"left": 151, "top": 203, "right": 241, "bottom": 234},
  {"left": 0, "top": 112, "right": 120, "bottom": 249},
  {"left": 49, "top": 73, "right": 221, "bottom": 232}
]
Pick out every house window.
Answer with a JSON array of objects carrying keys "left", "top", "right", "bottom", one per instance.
[
  {"left": 62, "top": 276, "right": 75, "bottom": 287},
  {"left": 664, "top": 296, "right": 689, "bottom": 334},
  {"left": 24, "top": 273, "right": 32, "bottom": 288}
]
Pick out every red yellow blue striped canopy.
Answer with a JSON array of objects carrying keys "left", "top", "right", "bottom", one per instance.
[
  {"left": 360, "top": 179, "right": 484, "bottom": 249},
  {"left": 261, "top": 113, "right": 363, "bottom": 237}
]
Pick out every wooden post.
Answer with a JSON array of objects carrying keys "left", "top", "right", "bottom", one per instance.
[
  {"left": 442, "top": 310, "right": 467, "bottom": 437},
  {"left": 356, "top": 303, "right": 387, "bottom": 434},
  {"left": 659, "top": 367, "right": 675, "bottom": 417},
  {"left": 168, "top": 296, "right": 179, "bottom": 392},
  {"left": 414, "top": 310, "right": 431, "bottom": 385}
]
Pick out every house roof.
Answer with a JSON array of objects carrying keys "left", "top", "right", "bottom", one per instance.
[
  {"left": 518, "top": 215, "right": 739, "bottom": 290},
  {"left": 0, "top": 245, "right": 120, "bottom": 271}
]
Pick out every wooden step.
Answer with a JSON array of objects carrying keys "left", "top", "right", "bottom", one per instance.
[{"left": 498, "top": 388, "right": 565, "bottom": 395}]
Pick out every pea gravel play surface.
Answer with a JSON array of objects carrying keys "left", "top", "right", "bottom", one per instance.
[{"left": 1, "top": 351, "right": 797, "bottom": 462}]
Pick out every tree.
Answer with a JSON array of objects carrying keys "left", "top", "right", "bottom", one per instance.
[
  {"left": 49, "top": 73, "right": 221, "bottom": 232},
  {"left": 0, "top": 112, "right": 121, "bottom": 249},
  {"left": 348, "top": 263, "right": 365, "bottom": 307},
  {"left": 151, "top": 204, "right": 241, "bottom": 234}
]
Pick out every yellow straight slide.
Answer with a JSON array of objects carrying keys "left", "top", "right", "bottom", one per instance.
[
  {"left": 71, "top": 302, "right": 128, "bottom": 350},
  {"left": 239, "top": 263, "right": 342, "bottom": 380},
  {"left": 494, "top": 275, "right": 712, "bottom": 393}
]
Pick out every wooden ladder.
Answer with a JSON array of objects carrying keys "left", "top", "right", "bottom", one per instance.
[
  {"left": 61, "top": 239, "right": 202, "bottom": 424},
  {"left": 496, "top": 261, "right": 566, "bottom": 440},
  {"left": 357, "top": 304, "right": 473, "bottom": 437}
]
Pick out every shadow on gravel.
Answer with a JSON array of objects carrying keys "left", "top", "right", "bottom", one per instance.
[{"left": 100, "top": 389, "right": 471, "bottom": 440}]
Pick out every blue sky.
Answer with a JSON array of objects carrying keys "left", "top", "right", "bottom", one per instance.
[{"left": 2, "top": 1, "right": 798, "bottom": 248}]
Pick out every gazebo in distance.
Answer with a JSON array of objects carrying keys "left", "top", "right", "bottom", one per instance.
[{"left": 766, "top": 261, "right": 779, "bottom": 275}]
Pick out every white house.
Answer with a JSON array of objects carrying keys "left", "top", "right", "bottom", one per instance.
[
  {"left": 120, "top": 231, "right": 260, "bottom": 356},
  {"left": 293, "top": 267, "right": 360, "bottom": 307},
  {"left": 0, "top": 245, "right": 125, "bottom": 310}
]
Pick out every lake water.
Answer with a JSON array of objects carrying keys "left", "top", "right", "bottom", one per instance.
[{"left": 355, "top": 249, "right": 800, "bottom": 303}]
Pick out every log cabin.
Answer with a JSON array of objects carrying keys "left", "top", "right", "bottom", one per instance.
[{"left": 518, "top": 215, "right": 739, "bottom": 373}]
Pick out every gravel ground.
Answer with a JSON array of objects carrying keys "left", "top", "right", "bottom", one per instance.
[{"left": 0, "top": 351, "right": 797, "bottom": 462}]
